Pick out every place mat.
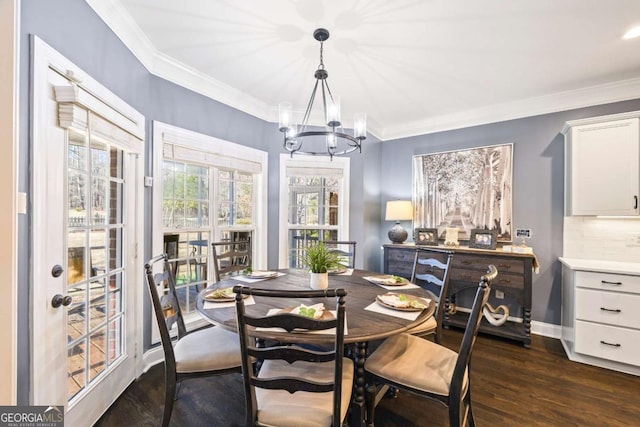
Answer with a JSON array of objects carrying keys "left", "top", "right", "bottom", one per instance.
[
  {"left": 331, "top": 268, "right": 354, "bottom": 276},
  {"left": 256, "top": 308, "right": 348, "bottom": 335},
  {"left": 364, "top": 301, "right": 424, "bottom": 321},
  {"left": 374, "top": 282, "right": 420, "bottom": 290},
  {"left": 363, "top": 275, "right": 418, "bottom": 289},
  {"left": 203, "top": 295, "right": 255, "bottom": 309},
  {"left": 234, "top": 272, "right": 286, "bottom": 283}
]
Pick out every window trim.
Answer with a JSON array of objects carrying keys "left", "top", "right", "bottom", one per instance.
[
  {"left": 278, "top": 154, "right": 350, "bottom": 268},
  {"left": 152, "top": 122, "right": 268, "bottom": 331}
]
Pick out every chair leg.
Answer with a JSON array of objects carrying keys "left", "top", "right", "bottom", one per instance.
[
  {"left": 465, "top": 389, "right": 475, "bottom": 427},
  {"left": 162, "top": 370, "right": 177, "bottom": 427},
  {"left": 365, "top": 384, "right": 377, "bottom": 427}
]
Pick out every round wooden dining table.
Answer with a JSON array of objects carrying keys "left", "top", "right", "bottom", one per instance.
[{"left": 196, "top": 268, "right": 436, "bottom": 427}]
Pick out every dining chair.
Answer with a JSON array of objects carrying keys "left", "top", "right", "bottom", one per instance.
[
  {"left": 233, "top": 285, "right": 353, "bottom": 427},
  {"left": 365, "top": 265, "right": 498, "bottom": 427},
  {"left": 324, "top": 240, "right": 357, "bottom": 269},
  {"left": 406, "top": 248, "right": 454, "bottom": 343},
  {"left": 211, "top": 240, "right": 252, "bottom": 282},
  {"left": 144, "top": 254, "right": 243, "bottom": 427}
]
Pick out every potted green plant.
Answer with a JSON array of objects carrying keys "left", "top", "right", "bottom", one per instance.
[{"left": 302, "top": 242, "right": 341, "bottom": 289}]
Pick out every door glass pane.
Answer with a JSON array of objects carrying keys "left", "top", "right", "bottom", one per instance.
[
  {"left": 109, "top": 146, "right": 123, "bottom": 179},
  {"left": 107, "top": 318, "right": 122, "bottom": 363},
  {"left": 69, "top": 171, "right": 88, "bottom": 226},
  {"left": 109, "top": 181, "right": 123, "bottom": 224},
  {"left": 68, "top": 340, "right": 86, "bottom": 400},
  {"left": 109, "top": 228, "right": 123, "bottom": 270},
  {"left": 88, "top": 328, "right": 106, "bottom": 381}
]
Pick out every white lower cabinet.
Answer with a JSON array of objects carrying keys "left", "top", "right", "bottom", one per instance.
[{"left": 560, "top": 259, "right": 640, "bottom": 376}]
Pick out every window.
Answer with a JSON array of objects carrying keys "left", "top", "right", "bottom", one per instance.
[
  {"left": 153, "top": 122, "right": 267, "bottom": 332},
  {"left": 279, "top": 155, "right": 350, "bottom": 268}
]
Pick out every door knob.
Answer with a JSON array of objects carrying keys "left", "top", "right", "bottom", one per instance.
[
  {"left": 51, "top": 264, "right": 64, "bottom": 278},
  {"left": 51, "top": 294, "right": 73, "bottom": 308}
]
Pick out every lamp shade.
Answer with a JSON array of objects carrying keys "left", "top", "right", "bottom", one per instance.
[{"left": 385, "top": 200, "right": 413, "bottom": 221}]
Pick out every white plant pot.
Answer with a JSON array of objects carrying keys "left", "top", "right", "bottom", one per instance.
[{"left": 310, "top": 272, "right": 329, "bottom": 290}]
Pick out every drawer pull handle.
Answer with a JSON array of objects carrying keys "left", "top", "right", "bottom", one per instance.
[
  {"left": 461, "top": 260, "right": 472, "bottom": 265},
  {"left": 600, "top": 307, "right": 621, "bottom": 313},
  {"left": 498, "top": 263, "right": 511, "bottom": 269},
  {"left": 601, "top": 280, "right": 622, "bottom": 285},
  {"left": 499, "top": 278, "right": 511, "bottom": 284},
  {"left": 600, "top": 340, "right": 621, "bottom": 348},
  {"left": 460, "top": 274, "right": 472, "bottom": 279}
]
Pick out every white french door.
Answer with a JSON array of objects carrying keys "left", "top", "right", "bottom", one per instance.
[{"left": 31, "top": 38, "right": 144, "bottom": 426}]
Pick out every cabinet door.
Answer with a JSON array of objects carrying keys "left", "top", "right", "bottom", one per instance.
[{"left": 569, "top": 118, "right": 639, "bottom": 215}]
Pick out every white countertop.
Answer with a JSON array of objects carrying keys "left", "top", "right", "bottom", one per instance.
[{"left": 559, "top": 257, "right": 640, "bottom": 275}]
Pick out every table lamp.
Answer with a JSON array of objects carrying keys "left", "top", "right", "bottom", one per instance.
[{"left": 385, "top": 200, "right": 413, "bottom": 244}]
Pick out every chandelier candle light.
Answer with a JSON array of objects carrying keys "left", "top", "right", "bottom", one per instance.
[
  {"left": 385, "top": 200, "right": 413, "bottom": 244},
  {"left": 279, "top": 28, "right": 367, "bottom": 159}
]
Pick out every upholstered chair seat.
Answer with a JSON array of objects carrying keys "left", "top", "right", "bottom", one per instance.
[
  {"left": 174, "top": 326, "right": 242, "bottom": 373},
  {"left": 365, "top": 333, "right": 468, "bottom": 397},
  {"left": 255, "top": 357, "right": 354, "bottom": 427}
]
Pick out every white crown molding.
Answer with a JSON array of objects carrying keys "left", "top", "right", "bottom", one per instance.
[
  {"left": 560, "top": 108, "right": 640, "bottom": 134},
  {"left": 87, "top": 0, "right": 640, "bottom": 143},
  {"left": 85, "top": 0, "right": 272, "bottom": 122},
  {"left": 383, "top": 76, "right": 640, "bottom": 141}
]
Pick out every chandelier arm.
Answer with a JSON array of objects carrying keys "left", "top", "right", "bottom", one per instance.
[
  {"left": 320, "top": 80, "right": 329, "bottom": 126},
  {"left": 301, "top": 79, "right": 320, "bottom": 132}
]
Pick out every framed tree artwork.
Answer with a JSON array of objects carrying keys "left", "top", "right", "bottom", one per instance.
[{"left": 412, "top": 143, "right": 513, "bottom": 243}]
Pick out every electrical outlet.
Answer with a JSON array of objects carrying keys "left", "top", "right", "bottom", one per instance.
[
  {"left": 627, "top": 232, "right": 640, "bottom": 247},
  {"left": 495, "top": 290, "right": 505, "bottom": 299}
]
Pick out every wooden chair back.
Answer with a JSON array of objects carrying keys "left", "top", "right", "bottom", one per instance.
[
  {"left": 449, "top": 264, "right": 498, "bottom": 417},
  {"left": 233, "top": 286, "right": 347, "bottom": 427},
  {"left": 211, "top": 240, "right": 252, "bottom": 282},
  {"left": 324, "top": 240, "right": 357, "bottom": 269},
  {"left": 410, "top": 247, "right": 454, "bottom": 343},
  {"left": 144, "top": 254, "right": 187, "bottom": 371}
]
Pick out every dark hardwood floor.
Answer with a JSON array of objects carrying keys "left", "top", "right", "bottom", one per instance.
[{"left": 96, "top": 330, "right": 640, "bottom": 426}]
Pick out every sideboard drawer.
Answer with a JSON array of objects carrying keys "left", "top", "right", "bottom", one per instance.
[
  {"left": 453, "top": 254, "right": 525, "bottom": 274},
  {"left": 575, "top": 288, "right": 640, "bottom": 328},
  {"left": 386, "top": 248, "right": 417, "bottom": 264},
  {"left": 576, "top": 271, "right": 640, "bottom": 294},
  {"left": 450, "top": 269, "right": 524, "bottom": 289},
  {"left": 575, "top": 320, "right": 640, "bottom": 366}
]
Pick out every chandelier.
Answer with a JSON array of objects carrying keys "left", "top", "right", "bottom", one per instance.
[{"left": 278, "top": 28, "right": 367, "bottom": 159}]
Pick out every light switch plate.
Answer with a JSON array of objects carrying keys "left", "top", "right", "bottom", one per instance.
[
  {"left": 515, "top": 228, "right": 532, "bottom": 239},
  {"left": 144, "top": 176, "right": 153, "bottom": 187}
]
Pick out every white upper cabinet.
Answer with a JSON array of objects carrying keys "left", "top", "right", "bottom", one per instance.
[{"left": 563, "top": 112, "right": 640, "bottom": 216}]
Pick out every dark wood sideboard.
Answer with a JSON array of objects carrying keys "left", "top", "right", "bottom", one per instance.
[{"left": 383, "top": 243, "right": 535, "bottom": 348}]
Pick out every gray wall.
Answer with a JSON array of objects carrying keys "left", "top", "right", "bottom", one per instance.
[
  {"left": 381, "top": 98, "right": 640, "bottom": 325},
  {"left": 18, "top": 0, "right": 380, "bottom": 403}
]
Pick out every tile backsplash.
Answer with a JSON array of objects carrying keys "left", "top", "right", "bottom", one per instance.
[{"left": 564, "top": 216, "right": 640, "bottom": 262}]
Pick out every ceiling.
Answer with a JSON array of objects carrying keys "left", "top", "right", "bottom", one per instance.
[{"left": 88, "top": 0, "right": 640, "bottom": 140}]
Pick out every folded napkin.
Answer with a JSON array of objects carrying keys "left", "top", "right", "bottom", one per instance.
[
  {"left": 366, "top": 275, "right": 401, "bottom": 285},
  {"left": 289, "top": 303, "right": 325, "bottom": 319},
  {"left": 203, "top": 295, "right": 255, "bottom": 309},
  {"left": 378, "top": 293, "right": 430, "bottom": 309}
]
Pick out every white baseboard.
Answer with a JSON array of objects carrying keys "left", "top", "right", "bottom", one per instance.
[
  {"left": 531, "top": 320, "right": 562, "bottom": 339},
  {"left": 140, "top": 345, "right": 164, "bottom": 377}
]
